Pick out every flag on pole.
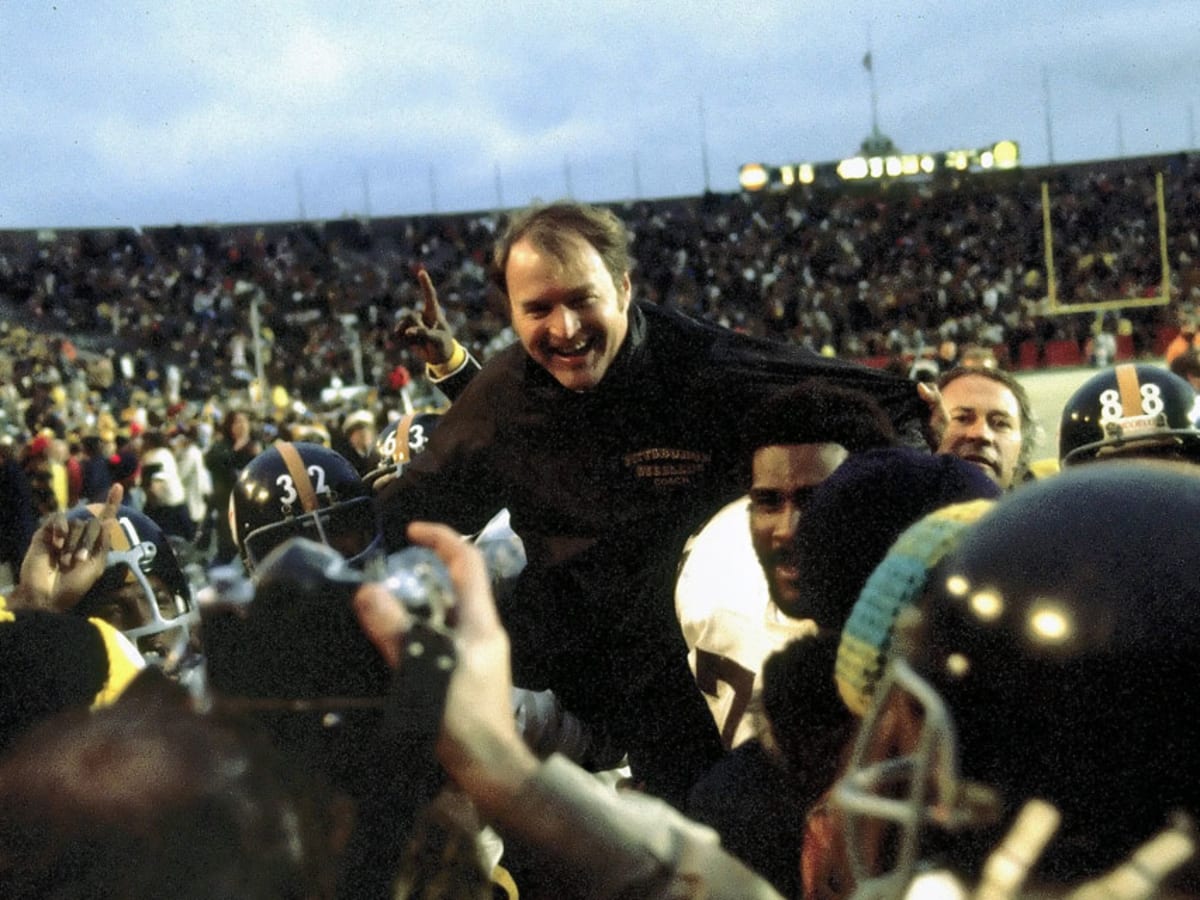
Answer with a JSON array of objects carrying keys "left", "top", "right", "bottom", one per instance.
[{"left": 862, "top": 52, "right": 872, "bottom": 71}]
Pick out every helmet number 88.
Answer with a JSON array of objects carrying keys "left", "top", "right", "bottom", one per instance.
[{"left": 1099, "top": 384, "right": 1163, "bottom": 422}]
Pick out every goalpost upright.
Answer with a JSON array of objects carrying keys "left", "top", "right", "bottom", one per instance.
[{"left": 1041, "top": 171, "right": 1172, "bottom": 316}]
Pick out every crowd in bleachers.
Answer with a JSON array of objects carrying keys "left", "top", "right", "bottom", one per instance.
[
  {"left": 2, "top": 151, "right": 1199, "bottom": 413},
  {"left": 0, "top": 153, "right": 1196, "bottom": 580}
]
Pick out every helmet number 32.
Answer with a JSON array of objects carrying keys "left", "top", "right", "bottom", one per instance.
[{"left": 275, "top": 466, "right": 328, "bottom": 508}]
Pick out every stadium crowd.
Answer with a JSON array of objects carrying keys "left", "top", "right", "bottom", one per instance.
[
  {"left": 2, "top": 151, "right": 1199, "bottom": 406},
  {"left": 1, "top": 155, "right": 1200, "bottom": 899}
]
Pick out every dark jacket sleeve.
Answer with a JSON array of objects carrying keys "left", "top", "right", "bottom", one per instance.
[
  {"left": 646, "top": 303, "right": 929, "bottom": 447},
  {"left": 427, "top": 352, "right": 482, "bottom": 404},
  {"left": 376, "top": 360, "right": 508, "bottom": 550},
  {"left": 714, "top": 329, "right": 924, "bottom": 438}
]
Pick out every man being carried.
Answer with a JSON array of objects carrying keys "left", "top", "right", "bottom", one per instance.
[{"left": 379, "top": 201, "right": 926, "bottom": 806}]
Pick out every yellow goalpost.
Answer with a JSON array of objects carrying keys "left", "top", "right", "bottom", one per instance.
[{"left": 1042, "top": 171, "right": 1172, "bottom": 315}]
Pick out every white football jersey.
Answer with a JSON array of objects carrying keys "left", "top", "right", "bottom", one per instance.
[{"left": 675, "top": 496, "right": 816, "bottom": 748}]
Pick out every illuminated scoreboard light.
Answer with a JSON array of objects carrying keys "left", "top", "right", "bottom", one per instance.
[{"left": 739, "top": 140, "right": 1020, "bottom": 191}]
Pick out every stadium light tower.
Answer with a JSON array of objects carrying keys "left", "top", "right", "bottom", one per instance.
[{"left": 860, "top": 37, "right": 896, "bottom": 156}]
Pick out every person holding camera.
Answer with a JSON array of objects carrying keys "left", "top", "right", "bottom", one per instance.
[{"left": 355, "top": 521, "right": 785, "bottom": 899}]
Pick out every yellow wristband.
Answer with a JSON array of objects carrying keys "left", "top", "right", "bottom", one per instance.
[{"left": 427, "top": 341, "right": 467, "bottom": 378}]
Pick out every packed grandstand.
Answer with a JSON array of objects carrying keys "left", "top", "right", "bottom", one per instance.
[{"left": 2, "top": 150, "right": 1197, "bottom": 412}]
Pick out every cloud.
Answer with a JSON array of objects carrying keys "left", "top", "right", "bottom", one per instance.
[{"left": 0, "top": 0, "right": 1195, "bottom": 227}]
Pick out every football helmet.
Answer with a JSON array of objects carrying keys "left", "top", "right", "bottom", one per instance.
[
  {"left": 363, "top": 410, "right": 443, "bottom": 489},
  {"left": 1058, "top": 363, "right": 1200, "bottom": 465},
  {"left": 68, "top": 503, "right": 196, "bottom": 663},
  {"left": 229, "top": 441, "right": 381, "bottom": 571},
  {"left": 834, "top": 464, "right": 1200, "bottom": 894}
]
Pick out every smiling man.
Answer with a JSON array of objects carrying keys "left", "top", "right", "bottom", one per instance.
[
  {"left": 504, "top": 226, "right": 630, "bottom": 392},
  {"left": 378, "top": 201, "right": 928, "bottom": 806}
]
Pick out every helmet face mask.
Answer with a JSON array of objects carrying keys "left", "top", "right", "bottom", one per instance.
[
  {"left": 107, "top": 543, "right": 188, "bottom": 641},
  {"left": 70, "top": 507, "right": 196, "bottom": 664},
  {"left": 835, "top": 656, "right": 1002, "bottom": 897},
  {"left": 833, "top": 465, "right": 1200, "bottom": 892},
  {"left": 231, "top": 441, "right": 382, "bottom": 572},
  {"left": 240, "top": 495, "right": 379, "bottom": 570}
]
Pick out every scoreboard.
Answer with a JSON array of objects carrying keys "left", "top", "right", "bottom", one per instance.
[{"left": 739, "top": 139, "right": 1020, "bottom": 191}]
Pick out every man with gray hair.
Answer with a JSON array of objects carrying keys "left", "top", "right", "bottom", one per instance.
[{"left": 922, "top": 365, "right": 1036, "bottom": 491}]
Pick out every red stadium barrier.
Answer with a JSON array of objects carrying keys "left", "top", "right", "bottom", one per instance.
[
  {"left": 1017, "top": 342, "right": 1040, "bottom": 370},
  {"left": 1043, "top": 340, "right": 1082, "bottom": 367}
]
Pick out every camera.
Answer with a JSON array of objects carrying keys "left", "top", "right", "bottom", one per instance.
[{"left": 197, "top": 538, "right": 457, "bottom": 800}]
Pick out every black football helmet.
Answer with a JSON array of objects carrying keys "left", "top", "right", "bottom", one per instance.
[
  {"left": 229, "top": 441, "right": 381, "bottom": 571},
  {"left": 834, "top": 464, "right": 1200, "bottom": 895},
  {"left": 363, "top": 410, "right": 443, "bottom": 489},
  {"left": 1058, "top": 363, "right": 1200, "bottom": 465},
  {"left": 68, "top": 503, "right": 196, "bottom": 663}
]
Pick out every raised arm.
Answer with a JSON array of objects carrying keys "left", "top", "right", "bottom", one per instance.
[{"left": 354, "top": 521, "right": 784, "bottom": 899}]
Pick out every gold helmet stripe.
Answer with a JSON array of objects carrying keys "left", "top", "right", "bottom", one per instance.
[
  {"left": 1115, "top": 363, "right": 1144, "bottom": 419},
  {"left": 274, "top": 440, "right": 319, "bottom": 512},
  {"left": 393, "top": 413, "right": 417, "bottom": 465}
]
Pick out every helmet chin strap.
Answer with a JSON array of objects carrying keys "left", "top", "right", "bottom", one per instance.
[
  {"left": 1067, "top": 819, "right": 1197, "bottom": 900},
  {"left": 972, "top": 799, "right": 1060, "bottom": 900},
  {"left": 894, "top": 807, "right": 1196, "bottom": 900},
  {"left": 392, "top": 413, "right": 416, "bottom": 465}
]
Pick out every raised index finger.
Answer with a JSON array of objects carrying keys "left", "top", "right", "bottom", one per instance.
[
  {"left": 417, "top": 268, "right": 440, "bottom": 327},
  {"left": 65, "top": 482, "right": 125, "bottom": 566},
  {"left": 99, "top": 482, "right": 124, "bottom": 521}
]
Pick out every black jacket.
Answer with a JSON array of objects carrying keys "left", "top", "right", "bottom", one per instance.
[
  {"left": 377, "top": 302, "right": 923, "bottom": 804},
  {"left": 381, "top": 301, "right": 923, "bottom": 563}
]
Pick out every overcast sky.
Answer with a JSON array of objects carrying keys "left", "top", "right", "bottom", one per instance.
[{"left": 1, "top": 0, "right": 1196, "bottom": 229}]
